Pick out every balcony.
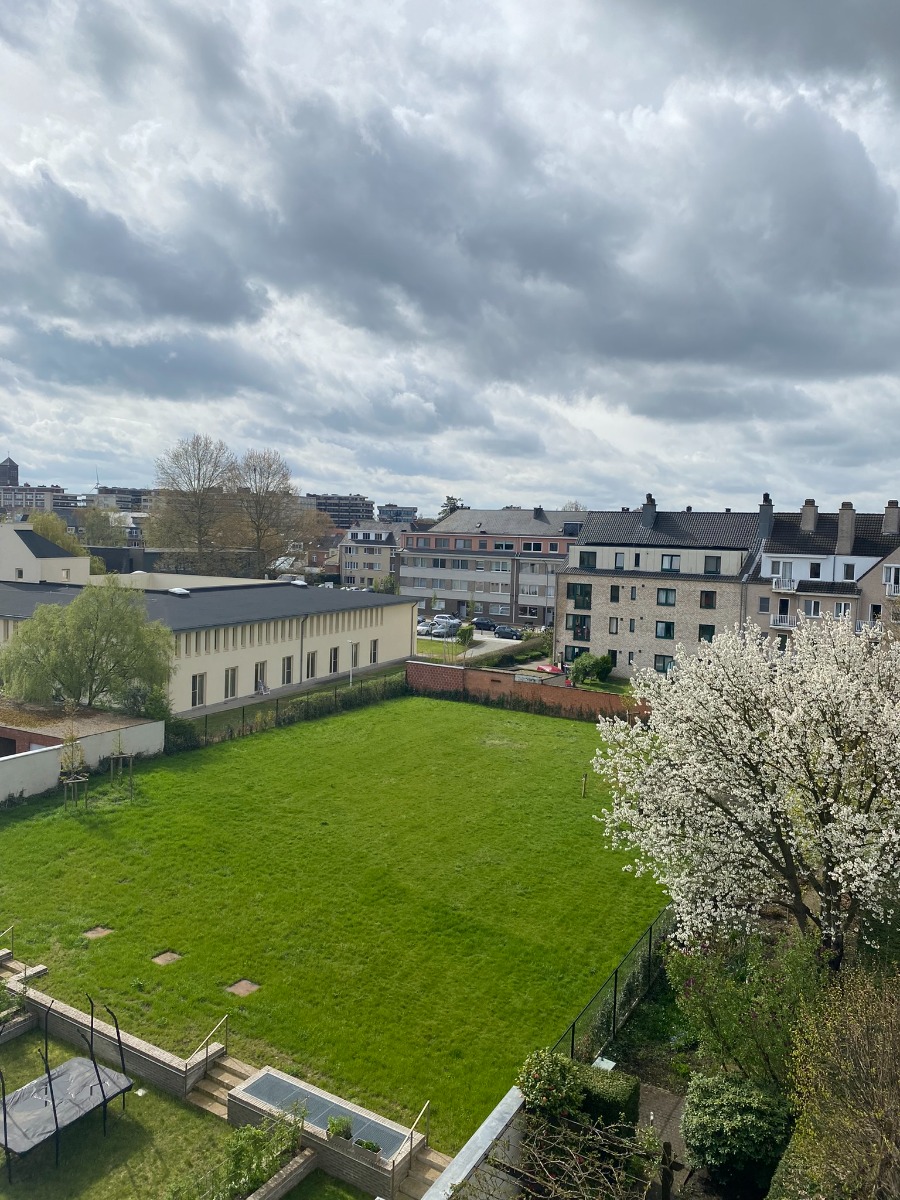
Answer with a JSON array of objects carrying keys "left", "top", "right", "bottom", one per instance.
[
  {"left": 771, "top": 576, "right": 797, "bottom": 592},
  {"left": 886, "top": 582, "right": 900, "bottom": 597},
  {"left": 856, "top": 620, "right": 875, "bottom": 633},
  {"left": 770, "top": 615, "right": 798, "bottom": 629}
]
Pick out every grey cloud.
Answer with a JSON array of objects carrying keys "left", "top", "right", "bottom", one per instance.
[
  {"left": 0, "top": 0, "right": 52, "bottom": 51},
  {"left": 72, "top": 0, "right": 155, "bottom": 98}
]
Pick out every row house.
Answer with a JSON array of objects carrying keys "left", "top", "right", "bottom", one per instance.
[
  {"left": 397, "top": 507, "right": 585, "bottom": 624},
  {"left": 339, "top": 521, "right": 411, "bottom": 588}
]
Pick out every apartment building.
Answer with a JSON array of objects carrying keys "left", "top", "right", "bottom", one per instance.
[
  {"left": 378, "top": 503, "right": 418, "bottom": 523},
  {"left": 305, "top": 493, "right": 375, "bottom": 528},
  {"left": 339, "top": 521, "right": 410, "bottom": 588},
  {"left": 397, "top": 507, "right": 585, "bottom": 624}
]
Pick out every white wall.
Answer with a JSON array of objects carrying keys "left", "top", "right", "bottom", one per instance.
[
  {"left": 79, "top": 721, "right": 165, "bottom": 767},
  {"left": 0, "top": 721, "right": 164, "bottom": 801}
]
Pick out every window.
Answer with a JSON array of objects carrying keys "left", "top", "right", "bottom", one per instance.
[
  {"left": 610, "top": 585, "right": 620, "bottom": 603},
  {"left": 435, "top": 537, "right": 450, "bottom": 548},
  {"left": 608, "top": 649, "right": 618, "bottom": 668},
  {"left": 62, "top": 568, "right": 70, "bottom": 580},
  {"left": 699, "top": 624, "right": 715, "bottom": 643},
  {"left": 478, "top": 540, "right": 488, "bottom": 549},
  {"left": 306, "top": 651, "right": 317, "bottom": 678},
  {"left": 549, "top": 542, "right": 558, "bottom": 552},
  {"left": 704, "top": 556, "right": 721, "bottom": 575},
  {"left": 224, "top": 667, "right": 237, "bottom": 699},
  {"left": 629, "top": 618, "right": 636, "bottom": 632},
  {"left": 523, "top": 541, "right": 542, "bottom": 552},
  {"left": 369, "top": 638, "right": 378, "bottom": 664},
  {"left": 654, "top": 655, "right": 674, "bottom": 673},
  {"left": 520, "top": 605, "right": 539, "bottom": 618},
  {"left": 758, "top": 596, "right": 771, "bottom": 613},
  {"left": 191, "top": 673, "right": 206, "bottom": 707},
  {"left": 871, "top": 603, "right": 883, "bottom": 621},
  {"left": 661, "top": 555, "right": 681, "bottom": 573},
  {"left": 809, "top": 562, "right": 821, "bottom": 579},
  {"left": 562, "top": 522, "right": 583, "bottom": 537},
  {"left": 455, "top": 539, "right": 472, "bottom": 550},
  {"left": 634, "top": 553, "right": 641, "bottom": 568},
  {"left": 14, "top": 568, "right": 23, "bottom": 580},
  {"left": 630, "top": 586, "right": 637, "bottom": 600},
  {"left": 656, "top": 621, "right": 675, "bottom": 639},
  {"left": 491, "top": 560, "right": 510, "bottom": 572},
  {"left": 801, "top": 599, "right": 821, "bottom": 617},
  {"left": 699, "top": 590, "right": 717, "bottom": 609},
  {"left": 566, "top": 582, "right": 592, "bottom": 609},
  {"left": 579, "top": 551, "right": 597, "bottom": 569},
  {"left": 413, "top": 577, "right": 428, "bottom": 588},
  {"left": 627, "top": 651, "right": 635, "bottom": 666},
  {"left": 564, "top": 644, "right": 586, "bottom": 662},
  {"left": 609, "top": 617, "right": 619, "bottom": 634},
  {"left": 843, "top": 563, "right": 856, "bottom": 580},
  {"left": 451, "top": 559, "right": 469, "bottom": 570},
  {"left": 521, "top": 583, "right": 540, "bottom": 596},
  {"left": 254, "top": 661, "right": 267, "bottom": 692},
  {"left": 614, "top": 552, "right": 625, "bottom": 570},
  {"left": 834, "top": 602, "right": 851, "bottom": 618},
  {"left": 329, "top": 646, "right": 339, "bottom": 673},
  {"left": 282, "top": 656, "right": 293, "bottom": 686},
  {"left": 494, "top": 542, "right": 514, "bottom": 551},
  {"left": 431, "top": 558, "right": 447, "bottom": 569},
  {"left": 415, "top": 537, "right": 431, "bottom": 548},
  {"left": 489, "top": 603, "right": 510, "bottom": 616},
  {"left": 657, "top": 588, "right": 676, "bottom": 606}
]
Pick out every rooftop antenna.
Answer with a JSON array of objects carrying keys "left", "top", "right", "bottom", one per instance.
[{"left": 93, "top": 468, "right": 101, "bottom": 492}]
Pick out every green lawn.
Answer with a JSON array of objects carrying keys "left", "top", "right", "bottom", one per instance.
[
  {"left": 0, "top": 698, "right": 662, "bottom": 1157},
  {"left": 0, "top": 1032, "right": 227, "bottom": 1200}
]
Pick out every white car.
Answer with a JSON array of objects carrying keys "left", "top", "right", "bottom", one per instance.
[{"left": 417, "top": 621, "right": 434, "bottom": 635}]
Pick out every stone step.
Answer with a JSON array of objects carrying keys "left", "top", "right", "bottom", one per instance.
[
  {"left": 399, "top": 1173, "right": 433, "bottom": 1200},
  {"left": 416, "top": 1146, "right": 452, "bottom": 1171},
  {"left": 218, "top": 1054, "right": 255, "bottom": 1081},
  {"left": 410, "top": 1162, "right": 443, "bottom": 1185},
  {"left": 187, "top": 1089, "right": 228, "bottom": 1120},
  {"left": 207, "top": 1064, "right": 247, "bottom": 1091},
  {"left": 193, "top": 1076, "right": 230, "bottom": 1102}
]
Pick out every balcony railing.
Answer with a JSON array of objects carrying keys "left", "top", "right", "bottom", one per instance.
[
  {"left": 886, "top": 582, "right": 900, "bottom": 597},
  {"left": 856, "top": 620, "right": 875, "bottom": 632},
  {"left": 771, "top": 576, "right": 797, "bottom": 592},
  {"left": 770, "top": 615, "right": 798, "bottom": 629}
]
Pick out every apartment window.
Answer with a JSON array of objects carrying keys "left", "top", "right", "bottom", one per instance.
[
  {"left": 843, "top": 563, "right": 856, "bottom": 580},
  {"left": 415, "top": 537, "right": 431, "bottom": 548},
  {"left": 656, "top": 621, "right": 675, "bottom": 639},
  {"left": 369, "top": 638, "right": 379, "bottom": 664},
  {"left": 801, "top": 599, "right": 821, "bottom": 617},
  {"left": 657, "top": 588, "right": 676, "bottom": 606},
  {"left": 654, "top": 654, "right": 674, "bottom": 673},
  {"left": 579, "top": 551, "right": 597, "bottom": 569},
  {"left": 494, "top": 542, "right": 514, "bottom": 550},
  {"left": 566, "top": 582, "right": 592, "bottom": 609},
  {"left": 608, "top": 649, "right": 618, "bottom": 668},
  {"left": 758, "top": 596, "right": 771, "bottom": 614},
  {"left": 491, "top": 561, "right": 510, "bottom": 572},
  {"left": 699, "top": 590, "right": 717, "bottom": 609},
  {"left": 224, "top": 667, "right": 237, "bottom": 699},
  {"left": 704, "top": 556, "right": 721, "bottom": 575},
  {"left": 62, "top": 568, "right": 70, "bottom": 580},
  {"left": 435, "top": 537, "right": 450, "bottom": 548},
  {"left": 413, "top": 577, "right": 429, "bottom": 588},
  {"left": 14, "top": 568, "right": 23, "bottom": 579},
  {"left": 564, "top": 644, "right": 586, "bottom": 662},
  {"left": 549, "top": 542, "right": 558, "bottom": 552},
  {"left": 431, "top": 558, "right": 447, "bottom": 569},
  {"left": 478, "top": 540, "right": 487, "bottom": 549},
  {"left": 634, "top": 553, "right": 641, "bottom": 568},
  {"left": 521, "top": 542, "right": 541, "bottom": 552},
  {"left": 254, "top": 661, "right": 268, "bottom": 692},
  {"left": 699, "top": 624, "right": 715, "bottom": 643},
  {"left": 614, "top": 552, "right": 625, "bottom": 570},
  {"left": 871, "top": 603, "right": 883, "bottom": 621},
  {"left": 630, "top": 586, "right": 637, "bottom": 600},
  {"left": 350, "top": 642, "right": 360, "bottom": 669},
  {"left": 489, "top": 603, "right": 510, "bottom": 616},
  {"left": 610, "top": 585, "right": 620, "bottom": 603},
  {"left": 191, "top": 673, "right": 206, "bottom": 707},
  {"left": 521, "top": 583, "right": 540, "bottom": 596},
  {"left": 809, "top": 562, "right": 822, "bottom": 579},
  {"left": 520, "top": 605, "right": 539, "bottom": 618},
  {"left": 455, "top": 538, "right": 472, "bottom": 550},
  {"left": 473, "top": 602, "right": 484, "bottom": 613},
  {"left": 629, "top": 618, "right": 636, "bottom": 632},
  {"left": 326, "top": 646, "right": 338, "bottom": 673},
  {"left": 609, "top": 617, "right": 619, "bottom": 635},
  {"left": 627, "top": 651, "right": 635, "bottom": 666},
  {"left": 770, "top": 560, "right": 781, "bottom": 577},
  {"left": 563, "top": 522, "right": 583, "bottom": 537},
  {"left": 661, "top": 555, "right": 681, "bottom": 573},
  {"left": 834, "top": 602, "right": 851, "bottom": 618},
  {"left": 282, "top": 656, "right": 293, "bottom": 686},
  {"left": 306, "top": 651, "right": 317, "bottom": 679}
]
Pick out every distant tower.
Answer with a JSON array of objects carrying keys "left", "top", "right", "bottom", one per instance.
[{"left": 0, "top": 457, "right": 18, "bottom": 487}]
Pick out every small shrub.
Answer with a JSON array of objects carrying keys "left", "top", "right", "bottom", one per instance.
[
  {"left": 328, "top": 1114, "right": 353, "bottom": 1140},
  {"left": 355, "top": 1139, "right": 382, "bottom": 1154},
  {"left": 681, "top": 1074, "right": 791, "bottom": 1196},
  {"left": 577, "top": 1063, "right": 640, "bottom": 1126},
  {"left": 164, "top": 716, "right": 200, "bottom": 753},
  {"left": 516, "top": 1049, "right": 585, "bottom": 1119}
]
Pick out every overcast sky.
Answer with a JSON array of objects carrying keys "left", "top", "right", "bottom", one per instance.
[{"left": 3, "top": 0, "right": 900, "bottom": 515}]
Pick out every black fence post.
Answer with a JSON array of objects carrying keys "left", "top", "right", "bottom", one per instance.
[
  {"left": 647, "top": 922, "right": 653, "bottom": 987},
  {"left": 204, "top": 714, "right": 209, "bottom": 746},
  {"left": 241, "top": 706, "right": 245, "bottom": 737},
  {"left": 276, "top": 698, "right": 280, "bottom": 725},
  {"left": 612, "top": 966, "right": 619, "bottom": 1040},
  {"left": 570, "top": 1023, "right": 575, "bottom": 1059}
]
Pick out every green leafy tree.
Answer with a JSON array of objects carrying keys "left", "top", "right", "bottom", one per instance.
[
  {"left": 81, "top": 506, "right": 128, "bottom": 547},
  {"left": 681, "top": 1074, "right": 791, "bottom": 1194},
  {"left": 437, "top": 496, "right": 464, "bottom": 520},
  {"left": 457, "top": 625, "right": 475, "bottom": 659},
  {"left": 0, "top": 576, "right": 173, "bottom": 708},
  {"left": 28, "top": 511, "right": 88, "bottom": 558},
  {"left": 570, "top": 653, "right": 612, "bottom": 684}
]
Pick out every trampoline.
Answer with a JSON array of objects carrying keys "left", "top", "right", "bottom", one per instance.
[{"left": 0, "top": 998, "right": 133, "bottom": 1183}]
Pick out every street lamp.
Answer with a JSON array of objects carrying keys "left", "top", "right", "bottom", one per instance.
[{"left": 348, "top": 640, "right": 354, "bottom": 686}]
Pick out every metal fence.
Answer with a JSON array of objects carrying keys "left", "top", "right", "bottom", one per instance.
[{"left": 550, "top": 905, "right": 675, "bottom": 1062}]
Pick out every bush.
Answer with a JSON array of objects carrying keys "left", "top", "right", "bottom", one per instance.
[
  {"left": 681, "top": 1074, "right": 791, "bottom": 1196},
  {"left": 516, "top": 1050, "right": 586, "bottom": 1119},
  {"left": 578, "top": 1063, "right": 640, "bottom": 1126},
  {"left": 569, "top": 653, "right": 612, "bottom": 685},
  {"left": 164, "top": 716, "right": 201, "bottom": 753}
]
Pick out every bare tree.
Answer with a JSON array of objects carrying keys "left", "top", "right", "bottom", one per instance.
[
  {"left": 229, "top": 448, "right": 302, "bottom": 576},
  {"left": 562, "top": 500, "right": 587, "bottom": 511},
  {"left": 154, "top": 435, "right": 235, "bottom": 555}
]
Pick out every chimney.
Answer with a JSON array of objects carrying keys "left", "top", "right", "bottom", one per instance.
[
  {"left": 641, "top": 493, "right": 657, "bottom": 529},
  {"left": 836, "top": 501, "right": 856, "bottom": 556},
  {"left": 800, "top": 498, "right": 818, "bottom": 532},
  {"left": 533, "top": 506, "right": 545, "bottom": 520},
  {"left": 758, "top": 492, "right": 774, "bottom": 540},
  {"left": 883, "top": 500, "right": 900, "bottom": 536}
]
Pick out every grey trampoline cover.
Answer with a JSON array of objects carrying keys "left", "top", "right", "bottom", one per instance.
[{"left": 1, "top": 1058, "right": 132, "bottom": 1155}]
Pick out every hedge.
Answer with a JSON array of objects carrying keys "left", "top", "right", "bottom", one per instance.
[{"left": 578, "top": 1063, "right": 641, "bottom": 1127}]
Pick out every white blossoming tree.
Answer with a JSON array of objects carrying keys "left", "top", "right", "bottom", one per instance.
[{"left": 593, "top": 615, "right": 900, "bottom": 966}]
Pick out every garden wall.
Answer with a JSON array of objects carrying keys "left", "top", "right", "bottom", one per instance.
[
  {"left": 0, "top": 720, "right": 165, "bottom": 802},
  {"left": 406, "top": 662, "right": 641, "bottom": 721},
  {"left": 6, "top": 981, "right": 222, "bottom": 1098}
]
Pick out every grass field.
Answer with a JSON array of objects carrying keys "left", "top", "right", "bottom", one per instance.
[{"left": 0, "top": 698, "right": 663, "bottom": 1156}]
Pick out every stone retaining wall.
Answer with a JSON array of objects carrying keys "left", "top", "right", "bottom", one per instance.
[
  {"left": 247, "top": 1148, "right": 319, "bottom": 1199},
  {"left": 6, "top": 982, "right": 223, "bottom": 1098}
]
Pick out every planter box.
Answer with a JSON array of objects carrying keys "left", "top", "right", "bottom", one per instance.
[{"left": 353, "top": 1140, "right": 382, "bottom": 1164}]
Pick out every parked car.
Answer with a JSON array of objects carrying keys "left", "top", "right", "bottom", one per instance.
[
  {"left": 431, "top": 614, "right": 456, "bottom": 625},
  {"left": 417, "top": 621, "right": 434, "bottom": 635},
  {"left": 493, "top": 625, "right": 523, "bottom": 640},
  {"left": 471, "top": 617, "right": 496, "bottom": 631},
  {"left": 430, "top": 624, "right": 456, "bottom": 638}
]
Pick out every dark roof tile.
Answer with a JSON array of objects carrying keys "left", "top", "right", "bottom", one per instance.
[{"left": 579, "top": 510, "right": 761, "bottom": 549}]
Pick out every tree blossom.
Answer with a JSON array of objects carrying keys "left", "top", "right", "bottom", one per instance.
[{"left": 593, "top": 616, "right": 900, "bottom": 964}]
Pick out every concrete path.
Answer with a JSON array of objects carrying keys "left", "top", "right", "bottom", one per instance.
[{"left": 639, "top": 1084, "right": 687, "bottom": 1179}]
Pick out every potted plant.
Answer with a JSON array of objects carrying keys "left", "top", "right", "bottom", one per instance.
[
  {"left": 327, "top": 1115, "right": 353, "bottom": 1143},
  {"left": 353, "top": 1138, "right": 382, "bottom": 1162}
]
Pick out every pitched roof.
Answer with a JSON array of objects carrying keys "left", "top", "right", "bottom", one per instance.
[
  {"left": 14, "top": 529, "right": 80, "bottom": 559},
  {"left": 429, "top": 508, "right": 583, "bottom": 537},
  {"left": 0, "top": 581, "right": 416, "bottom": 633},
  {"left": 766, "top": 513, "right": 900, "bottom": 558},
  {"left": 579, "top": 510, "right": 761, "bottom": 550}
]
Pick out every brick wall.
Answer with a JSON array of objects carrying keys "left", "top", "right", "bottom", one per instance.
[
  {"left": 405, "top": 661, "right": 641, "bottom": 721},
  {"left": 0, "top": 725, "right": 61, "bottom": 755}
]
